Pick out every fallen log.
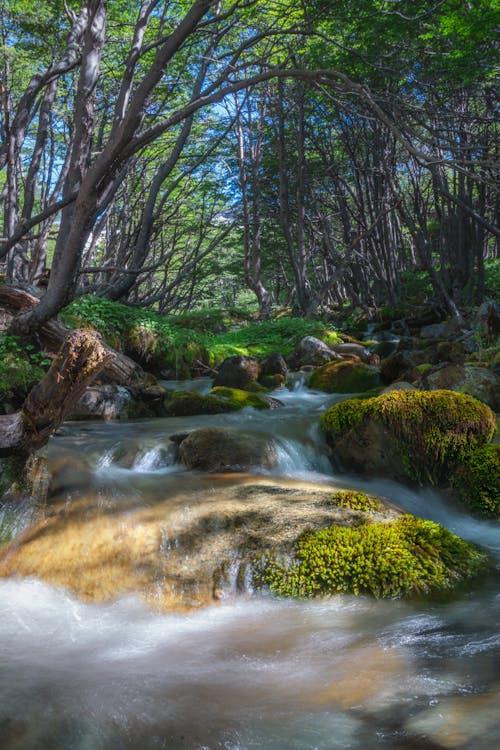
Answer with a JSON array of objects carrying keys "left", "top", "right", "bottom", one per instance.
[
  {"left": 0, "top": 328, "right": 110, "bottom": 457},
  {"left": 0, "top": 285, "right": 145, "bottom": 386}
]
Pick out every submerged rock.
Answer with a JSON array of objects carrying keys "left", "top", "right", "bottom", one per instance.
[
  {"left": 177, "top": 426, "right": 277, "bottom": 472},
  {"left": 0, "top": 479, "right": 485, "bottom": 610}
]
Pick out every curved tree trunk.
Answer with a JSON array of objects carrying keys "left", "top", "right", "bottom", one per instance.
[{"left": 0, "top": 328, "right": 110, "bottom": 457}]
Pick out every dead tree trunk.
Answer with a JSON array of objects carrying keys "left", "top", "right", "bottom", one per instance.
[{"left": 0, "top": 328, "right": 110, "bottom": 457}]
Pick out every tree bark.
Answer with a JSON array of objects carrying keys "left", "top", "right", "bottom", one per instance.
[{"left": 0, "top": 328, "right": 110, "bottom": 457}]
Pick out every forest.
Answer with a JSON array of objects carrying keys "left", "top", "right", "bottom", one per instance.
[
  {"left": 0, "top": 3, "right": 499, "bottom": 749},
  {"left": 0, "top": 0, "right": 498, "bottom": 326}
]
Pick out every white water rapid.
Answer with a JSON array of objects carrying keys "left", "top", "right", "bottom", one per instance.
[{"left": 0, "top": 379, "right": 499, "bottom": 749}]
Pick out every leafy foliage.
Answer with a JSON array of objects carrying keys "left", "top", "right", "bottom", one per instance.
[
  {"left": 61, "top": 296, "right": 341, "bottom": 370},
  {"left": 0, "top": 333, "right": 51, "bottom": 399}
]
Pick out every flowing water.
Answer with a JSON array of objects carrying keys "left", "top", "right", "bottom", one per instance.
[{"left": 0, "top": 380, "right": 499, "bottom": 750}]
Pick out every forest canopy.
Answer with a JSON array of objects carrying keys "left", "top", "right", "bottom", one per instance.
[{"left": 0, "top": 0, "right": 498, "bottom": 328}]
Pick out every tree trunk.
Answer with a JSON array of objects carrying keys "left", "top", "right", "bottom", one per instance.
[
  {"left": 0, "top": 328, "right": 110, "bottom": 457},
  {"left": 0, "top": 286, "right": 145, "bottom": 385}
]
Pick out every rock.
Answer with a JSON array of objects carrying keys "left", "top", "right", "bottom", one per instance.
[
  {"left": 66, "top": 385, "right": 134, "bottom": 420},
  {"left": 405, "top": 691, "right": 500, "bottom": 749},
  {"left": 259, "top": 351, "right": 288, "bottom": 378},
  {"left": 0, "top": 479, "right": 484, "bottom": 611},
  {"left": 371, "top": 339, "right": 398, "bottom": 359},
  {"left": 331, "top": 342, "right": 372, "bottom": 363},
  {"left": 213, "top": 355, "right": 261, "bottom": 389},
  {"left": 177, "top": 426, "right": 278, "bottom": 472},
  {"left": 421, "top": 363, "right": 500, "bottom": 410},
  {"left": 380, "top": 351, "right": 423, "bottom": 384},
  {"left": 320, "top": 389, "right": 496, "bottom": 485},
  {"left": 209, "top": 386, "right": 276, "bottom": 410},
  {"left": 309, "top": 360, "right": 382, "bottom": 393},
  {"left": 286, "top": 336, "right": 341, "bottom": 369},
  {"left": 163, "top": 390, "right": 239, "bottom": 417},
  {"left": 382, "top": 381, "right": 418, "bottom": 393}
]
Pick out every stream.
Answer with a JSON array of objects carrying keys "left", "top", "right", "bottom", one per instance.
[{"left": 0, "top": 379, "right": 499, "bottom": 749}]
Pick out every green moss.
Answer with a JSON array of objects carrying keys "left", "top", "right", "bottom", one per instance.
[
  {"left": 62, "top": 297, "right": 341, "bottom": 372},
  {"left": 309, "top": 361, "right": 381, "bottom": 393},
  {"left": 321, "top": 390, "right": 496, "bottom": 484},
  {"left": 163, "top": 390, "right": 240, "bottom": 417},
  {"left": 416, "top": 363, "right": 433, "bottom": 374},
  {"left": 210, "top": 386, "right": 271, "bottom": 410},
  {"left": 255, "top": 515, "right": 487, "bottom": 599},
  {"left": 452, "top": 444, "right": 500, "bottom": 518},
  {"left": 329, "top": 490, "right": 382, "bottom": 512}
]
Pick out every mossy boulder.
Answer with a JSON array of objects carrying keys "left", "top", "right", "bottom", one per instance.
[
  {"left": 163, "top": 390, "right": 239, "bottom": 417},
  {"left": 209, "top": 386, "right": 272, "bottom": 410},
  {"left": 451, "top": 444, "right": 500, "bottom": 518},
  {"left": 309, "top": 360, "right": 382, "bottom": 393},
  {"left": 321, "top": 390, "right": 496, "bottom": 485},
  {"left": 256, "top": 515, "right": 487, "bottom": 599}
]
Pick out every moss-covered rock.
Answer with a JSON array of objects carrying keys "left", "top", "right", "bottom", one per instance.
[
  {"left": 309, "top": 360, "right": 382, "bottom": 393},
  {"left": 451, "top": 444, "right": 500, "bottom": 518},
  {"left": 255, "top": 515, "right": 487, "bottom": 599},
  {"left": 163, "top": 390, "right": 239, "bottom": 417},
  {"left": 320, "top": 390, "right": 496, "bottom": 484},
  {"left": 327, "top": 489, "right": 382, "bottom": 512},
  {"left": 210, "top": 386, "right": 271, "bottom": 410}
]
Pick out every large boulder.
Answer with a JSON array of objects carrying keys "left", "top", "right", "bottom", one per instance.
[
  {"left": 420, "top": 363, "right": 500, "bottom": 411},
  {"left": 176, "top": 426, "right": 278, "bottom": 472},
  {"left": 320, "top": 389, "right": 496, "bottom": 485},
  {"left": 0, "top": 480, "right": 485, "bottom": 610},
  {"left": 286, "top": 336, "right": 341, "bottom": 369},
  {"left": 213, "top": 355, "right": 261, "bottom": 389},
  {"left": 309, "top": 360, "right": 382, "bottom": 393}
]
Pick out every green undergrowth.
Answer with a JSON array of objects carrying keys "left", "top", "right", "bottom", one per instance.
[
  {"left": 62, "top": 296, "right": 340, "bottom": 373},
  {"left": 255, "top": 515, "right": 487, "bottom": 599},
  {"left": 321, "top": 390, "right": 496, "bottom": 484},
  {"left": 0, "top": 333, "right": 52, "bottom": 401}
]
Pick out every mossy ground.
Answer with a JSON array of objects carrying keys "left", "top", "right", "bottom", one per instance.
[
  {"left": 321, "top": 390, "right": 496, "bottom": 484},
  {"left": 61, "top": 296, "right": 341, "bottom": 374},
  {"left": 256, "top": 515, "right": 488, "bottom": 599}
]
